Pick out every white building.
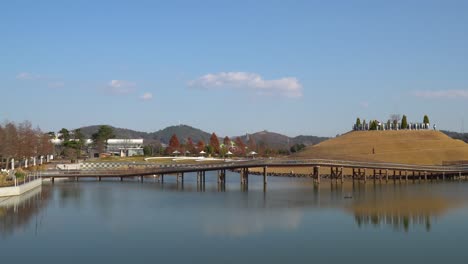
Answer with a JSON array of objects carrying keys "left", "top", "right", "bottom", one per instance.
[{"left": 106, "top": 139, "right": 144, "bottom": 157}]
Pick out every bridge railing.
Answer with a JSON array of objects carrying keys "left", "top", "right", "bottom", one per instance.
[{"left": 34, "top": 158, "right": 468, "bottom": 177}]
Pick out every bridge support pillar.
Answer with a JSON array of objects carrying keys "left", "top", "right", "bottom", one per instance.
[
  {"left": 51, "top": 177, "right": 55, "bottom": 183},
  {"left": 217, "top": 170, "right": 225, "bottom": 183},
  {"left": 161, "top": 174, "right": 164, "bottom": 183},
  {"left": 263, "top": 166, "right": 267, "bottom": 185},
  {"left": 424, "top": 171, "right": 427, "bottom": 181},
  {"left": 330, "top": 167, "right": 343, "bottom": 183},
  {"left": 240, "top": 168, "right": 249, "bottom": 185},
  {"left": 442, "top": 172, "right": 445, "bottom": 181},
  {"left": 120, "top": 177, "right": 123, "bottom": 182},
  {"left": 313, "top": 166, "right": 320, "bottom": 184},
  {"left": 340, "top": 167, "right": 344, "bottom": 183},
  {"left": 385, "top": 169, "right": 388, "bottom": 182},
  {"left": 140, "top": 175, "right": 144, "bottom": 183},
  {"left": 98, "top": 176, "right": 102, "bottom": 182}
]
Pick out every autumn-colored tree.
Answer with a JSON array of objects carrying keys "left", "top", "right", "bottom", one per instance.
[
  {"left": 38, "top": 133, "right": 53, "bottom": 157},
  {"left": 196, "top": 140, "right": 205, "bottom": 153},
  {"left": 17, "top": 121, "right": 37, "bottom": 159},
  {"left": 166, "top": 134, "right": 180, "bottom": 154},
  {"left": 0, "top": 121, "right": 53, "bottom": 169},
  {"left": 247, "top": 134, "right": 257, "bottom": 152},
  {"left": 186, "top": 137, "right": 196, "bottom": 154},
  {"left": 223, "top": 136, "right": 231, "bottom": 148},
  {"left": 2, "top": 122, "right": 19, "bottom": 168},
  {"left": 209, "top": 133, "right": 220, "bottom": 154},
  {"left": 234, "top": 137, "right": 246, "bottom": 155}
]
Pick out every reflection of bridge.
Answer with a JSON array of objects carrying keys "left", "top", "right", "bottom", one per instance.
[{"left": 30, "top": 159, "right": 468, "bottom": 186}]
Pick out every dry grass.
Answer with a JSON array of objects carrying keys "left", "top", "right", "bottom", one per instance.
[{"left": 293, "top": 130, "right": 468, "bottom": 165}]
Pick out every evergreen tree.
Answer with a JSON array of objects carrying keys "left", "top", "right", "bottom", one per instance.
[
  {"left": 92, "top": 125, "right": 115, "bottom": 153},
  {"left": 401, "top": 115, "right": 408, "bottom": 129},
  {"left": 369, "top": 120, "right": 378, "bottom": 130},
  {"left": 355, "top": 118, "right": 361, "bottom": 130},
  {"left": 423, "top": 115, "right": 430, "bottom": 124}
]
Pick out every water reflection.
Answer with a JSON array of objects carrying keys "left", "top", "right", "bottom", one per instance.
[
  {"left": 0, "top": 186, "right": 50, "bottom": 238},
  {"left": 344, "top": 182, "right": 463, "bottom": 232},
  {"left": 1, "top": 178, "right": 467, "bottom": 240}
]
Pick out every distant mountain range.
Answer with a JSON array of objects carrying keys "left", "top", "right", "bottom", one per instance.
[
  {"left": 75, "top": 125, "right": 468, "bottom": 149},
  {"left": 77, "top": 124, "right": 329, "bottom": 149}
]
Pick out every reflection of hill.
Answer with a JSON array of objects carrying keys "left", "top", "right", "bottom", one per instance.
[
  {"left": 0, "top": 187, "right": 51, "bottom": 237},
  {"left": 347, "top": 196, "right": 458, "bottom": 232}
]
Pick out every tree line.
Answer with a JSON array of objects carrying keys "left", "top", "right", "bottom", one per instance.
[
  {"left": 355, "top": 115, "right": 431, "bottom": 131},
  {"left": 162, "top": 132, "right": 291, "bottom": 157},
  {"left": 0, "top": 121, "right": 54, "bottom": 169}
]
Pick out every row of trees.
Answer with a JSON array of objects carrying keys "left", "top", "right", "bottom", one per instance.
[
  {"left": 165, "top": 132, "right": 281, "bottom": 156},
  {"left": 355, "top": 115, "right": 431, "bottom": 131},
  {"left": 0, "top": 121, "right": 54, "bottom": 169}
]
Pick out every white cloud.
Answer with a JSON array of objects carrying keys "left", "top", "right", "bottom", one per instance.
[
  {"left": 107, "top": 80, "right": 136, "bottom": 94},
  {"left": 413, "top": 90, "right": 468, "bottom": 99},
  {"left": 16, "top": 72, "right": 41, "bottom": 80},
  {"left": 188, "top": 72, "right": 303, "bottom": 98},
  {"left": 140, "top": 92, "right": 153, "bottom": 101}
]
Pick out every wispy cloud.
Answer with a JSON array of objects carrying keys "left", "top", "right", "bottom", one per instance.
[
  {"left": 48, "top": 81, "right": 65, "bottom": 89},
  {"left": 188, "top": 72, "right": 303, "bottom": 98},
  {"left": 140, "top": 92, "right": 153, "bottom": 101},
  {"left": 413, "top": 90, "right": 468, "bottom": 99},
  {"left": 106, "top": 80, "right": 136, "bottom": 94},
  {"left": 16, "top": 72, "right": 42, "bottom": 80}
]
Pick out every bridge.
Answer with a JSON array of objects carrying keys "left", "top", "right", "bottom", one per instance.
[{"left": 30, "top": 159, "right": 468, "bottom": 186}]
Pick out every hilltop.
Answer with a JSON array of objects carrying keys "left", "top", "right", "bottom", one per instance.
[
  {"left": 149, "top": 125, "right": 211, "bottom": 144},
  {"left": 293, "top": 130, "right": 468, "bottom": 165}
]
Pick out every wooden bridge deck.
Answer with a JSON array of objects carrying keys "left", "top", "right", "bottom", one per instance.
[{"left": 30, "top": 159, "right": 468, "bottom": 184}]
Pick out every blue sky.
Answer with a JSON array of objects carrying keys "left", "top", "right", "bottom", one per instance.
[{"left": 1, "top": 0, "right": 468, "bottom": 137}]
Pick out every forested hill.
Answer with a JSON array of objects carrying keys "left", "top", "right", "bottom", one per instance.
[
  {"left": 78, "top": 125, "right": 151, "bottom": 139},
  {"left": 149, "top": 125, "right": 211, "bottom": 144},
  {"left": 76, "top": 125, "right": 328, "bottom": 147}
]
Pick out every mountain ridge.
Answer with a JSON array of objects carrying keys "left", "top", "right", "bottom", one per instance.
[{"left": 76, "top": 124, "right": 328, "bottom": 148}]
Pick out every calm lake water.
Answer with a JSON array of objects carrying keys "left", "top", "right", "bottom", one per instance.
[{"left": 1, "top": 171, "right": 468, "bottom": 263}]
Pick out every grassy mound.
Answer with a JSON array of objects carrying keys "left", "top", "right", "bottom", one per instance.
[{"left": 292, "top": 130, "right": 468, "bottom": 165}]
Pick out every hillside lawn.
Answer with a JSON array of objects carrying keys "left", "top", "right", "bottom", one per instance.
[{"left": 250, "top": 130, "right": 468, "bottom": 175}]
